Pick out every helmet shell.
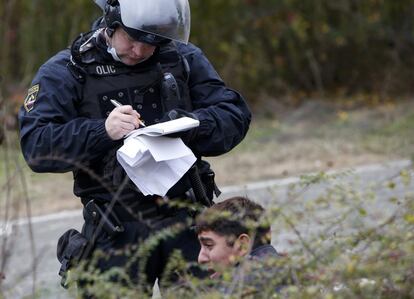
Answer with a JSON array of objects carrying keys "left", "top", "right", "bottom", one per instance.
[{"left": 99, "top": 0, "right": 190, "bottom": 45}]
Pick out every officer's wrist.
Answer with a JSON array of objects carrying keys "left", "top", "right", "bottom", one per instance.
[{"left": 94, "top": 120, "right": 120, "bottom": 149}]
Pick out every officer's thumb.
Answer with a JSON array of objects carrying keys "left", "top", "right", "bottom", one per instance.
[
  {"left": 167, "top": 110, "right": 179, "bottom": 120},
  {"left": 118, "top": 105, "right": 134, "bottom": 114}
]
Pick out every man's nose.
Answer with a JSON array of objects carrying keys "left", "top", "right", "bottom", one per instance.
[
  {"left": 198, "top": 249, "right": 209, "bottom": 264},
  {"left": 132, "top": 43, "right": 154, "bottom": 57}
]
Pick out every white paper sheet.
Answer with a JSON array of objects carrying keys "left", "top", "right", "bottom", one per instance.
[
  {"left": 126, "top": 117, "right": 200, "bottom": 138},
  {"left": 117, "top": 135, "right": 196, "bottom": 196}
]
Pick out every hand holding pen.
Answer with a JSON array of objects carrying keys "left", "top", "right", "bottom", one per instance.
[
  {"left": 110, "top": 100, "right": 146, "bottom": 127},
  {"left": 104, "top": 99, "right": 145, "bottom": 140}
]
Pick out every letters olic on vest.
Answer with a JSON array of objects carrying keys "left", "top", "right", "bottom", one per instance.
[{"left": 96, "top": 65, "right": 116, "bottom": 75}]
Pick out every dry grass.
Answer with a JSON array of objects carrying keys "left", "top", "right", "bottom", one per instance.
[
  {"left": 2, "top": 99, "right": 414, "bottom": 217},
  {"left": 208, "top": 98, "right": 414, "bottom": 185}
]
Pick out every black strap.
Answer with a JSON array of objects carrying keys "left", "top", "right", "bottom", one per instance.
[
  {"left": 188, "top": 164, "right": 213, "bottom": 207},
  {"left": 84, "top": 200, "right": 160, "bottom": 223}
]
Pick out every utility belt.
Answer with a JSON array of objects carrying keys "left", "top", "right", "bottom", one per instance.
[
  {"left": 56, "top": 201, "right": 150, "bottom": 288},
  {"left": 56, "top": 198, "right": 199, "bottom": 288}
]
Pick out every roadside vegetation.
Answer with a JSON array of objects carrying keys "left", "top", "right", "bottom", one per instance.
[{"left": 29, "top": 164, "right": 413, "bottom": 299}]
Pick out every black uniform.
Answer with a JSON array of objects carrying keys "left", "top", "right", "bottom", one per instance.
[{"left": 19, "top": 29, "right": 251, "bottom": 288}]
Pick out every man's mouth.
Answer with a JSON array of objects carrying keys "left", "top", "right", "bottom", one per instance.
[
  {"left": 208, "top": 268, "right": 220, "bottom": 279},
  {"left": 129, "top": 56, "right": 150, "bottom": 64}
]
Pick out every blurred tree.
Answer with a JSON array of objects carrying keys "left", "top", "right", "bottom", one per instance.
[
  {"left": 191, "top": 0, "right": 414, "bottom": 101},
  {"left": 1, "top": 0, "right": 414, "bottom": 107},
  {"left": 0, "top": 0, "right": 100, "bottom": 91}
]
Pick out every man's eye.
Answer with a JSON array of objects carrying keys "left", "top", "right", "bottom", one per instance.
[
  {"left": 123, "top": 32, "right": 134, "bottom": 42},
  {"left": 204, "top": 244, "right": 214, "bottom": 249}
]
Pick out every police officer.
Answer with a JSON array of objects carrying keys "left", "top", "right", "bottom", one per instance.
[{"left": 19, "top": 0, "right": 251, "bottom": 293}]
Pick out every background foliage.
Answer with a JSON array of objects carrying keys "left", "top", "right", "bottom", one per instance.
[
  {"left": 196, "top": 0, "right": 414, "bottom": 99},
  {"left": 1, "top": 0, "right": 414, "bottom": 104}
]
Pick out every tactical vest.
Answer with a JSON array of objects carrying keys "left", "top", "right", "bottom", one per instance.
[
  {"left": 67, "top": 30, "right": 194, "bottom": 201},
  {"left": 69, "top": 30, "right": 192, "bottom": 124}
]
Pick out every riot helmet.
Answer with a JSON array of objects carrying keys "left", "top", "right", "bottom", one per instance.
[{"left": 94, "top": 0, "right": 191, "bottom": 46}]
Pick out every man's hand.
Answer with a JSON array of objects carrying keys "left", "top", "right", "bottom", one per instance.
[
  {"left": 162, "top": 108, "right": 198, "bottom": 122},
  {"left": 160, "top": 108, "right": 199, "bottom": 144},
  {"left": 105, "top": 105, "right": 142, "bottom": 140}
]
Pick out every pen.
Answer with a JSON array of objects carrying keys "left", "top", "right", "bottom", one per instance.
[{"left": 110, "top": 99, "right": 146, "bottom": 127}]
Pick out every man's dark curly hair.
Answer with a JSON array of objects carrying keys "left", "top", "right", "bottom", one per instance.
[{"left": 195, "top": 196, "right": 271, "bottom": 248}]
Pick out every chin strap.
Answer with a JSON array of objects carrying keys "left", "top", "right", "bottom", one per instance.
[
  {"left": 107, "top": 45, "right": 122, "bottom": 62},
  {"left": 105, "top": 28, "right": 122, "bottom": 62}
]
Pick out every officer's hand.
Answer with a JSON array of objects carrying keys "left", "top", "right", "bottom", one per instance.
[
  {"left": 105, "top": 105, "right": 142, "bottom": 140},
  {"left": 160, "top": 109, "right": 199, "bottom": 144}
]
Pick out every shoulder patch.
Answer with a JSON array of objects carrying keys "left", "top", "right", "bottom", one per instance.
[{"left": 24, "top": 84, "right": 40, "bottom": 112}]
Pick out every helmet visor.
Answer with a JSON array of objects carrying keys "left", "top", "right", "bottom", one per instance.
[
  {"left": 93, "top": 0, "right": 106, "bottom": 10},
  {"left": 119, "top": 0, "right": 191, "bottom": 44}
]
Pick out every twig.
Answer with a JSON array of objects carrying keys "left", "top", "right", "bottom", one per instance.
[
  {"left": 13, "top": 145, "right": 37, "bottom": 296},
  {"left": 279, "top": 210, "right": 324, "bottom": 263}
]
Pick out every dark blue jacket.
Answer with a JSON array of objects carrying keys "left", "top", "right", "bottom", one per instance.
[
  {"left": 19, "top": 38, "right": 251, "bottom": 200},
  {"left": 214, "top": 244, "right": 283, "bottom": 296},
  {"left": 249, "top": 244, "right": 279, "bottom": 260}
]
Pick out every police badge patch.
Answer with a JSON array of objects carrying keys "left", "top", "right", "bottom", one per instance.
[{"left": 24, "top": 84, "right": 39, "bottom": 112}]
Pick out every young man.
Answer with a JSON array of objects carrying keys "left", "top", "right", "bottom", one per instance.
[
  {"left": 19, "top": 0, "right": 251, "bottom": 293},
  {"left": 196, "top": 196, "right": 280, "bottom": 280}
]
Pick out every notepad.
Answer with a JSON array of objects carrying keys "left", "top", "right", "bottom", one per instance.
[
  {"left": 117, "top": 135, "right": 197, "bottom": 196},
  {"left": 126, "top": 117, "right": 200, "bottom": 138},
  {"left": 116, "top": 116, "right": 200, "bottom": 196}
]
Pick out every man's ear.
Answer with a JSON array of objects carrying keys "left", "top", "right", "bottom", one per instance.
[{"left": 235, "top": 233, "right": 251, "bottom": 257}]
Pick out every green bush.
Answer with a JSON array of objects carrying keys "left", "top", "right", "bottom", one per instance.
[{"left": 59, "top": 170, "right": 414, "bottom": 299}]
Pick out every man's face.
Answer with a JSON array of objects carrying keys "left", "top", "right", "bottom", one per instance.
[
  {"left": 110, "top": 27, "right": 156, "bottom": 66},
  {"left": 198, "top": 230, "right": 242, "bottom": 278}
]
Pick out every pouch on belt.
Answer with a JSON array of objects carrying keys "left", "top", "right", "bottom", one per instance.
[{"left": 57, "top": 229, "right": 88, "bottom": 288}]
